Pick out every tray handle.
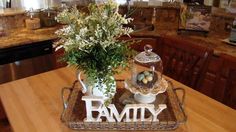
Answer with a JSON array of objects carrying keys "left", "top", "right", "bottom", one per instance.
[
  {"left": 60, "top": 80, "right": 78, "bottom": 122},
  {"left": 173, "top": 87, "right": 187, "bottom": 123},
  {"left": 173, "top": 87, "right": 185, "bottom": 108}
]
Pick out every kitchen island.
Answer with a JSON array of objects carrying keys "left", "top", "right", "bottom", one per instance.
[{"left": 0, "top": 67, "right": 235, "bottom": 132}]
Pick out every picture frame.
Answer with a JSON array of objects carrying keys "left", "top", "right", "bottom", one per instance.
[{"left": 179, "top": 4, "right": 211, "bottom": 33}]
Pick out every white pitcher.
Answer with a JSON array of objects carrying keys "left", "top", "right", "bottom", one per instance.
[{"left": 77, "top": 72, "right": 116, "bottom": 100}]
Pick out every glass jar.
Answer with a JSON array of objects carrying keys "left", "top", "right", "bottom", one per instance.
[
  {"left": 124, "top": 44, "right": 166, "bottom": 104},
  {"left": 39, "top": 8, "right": 57, "bottom": 27},
  {"left": 131, "top": 44, "right": 163, "bottom": 90}
]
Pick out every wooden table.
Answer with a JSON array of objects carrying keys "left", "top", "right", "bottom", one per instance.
[{"left": 0, "top": 67, "right": 235, "bottom": 132}]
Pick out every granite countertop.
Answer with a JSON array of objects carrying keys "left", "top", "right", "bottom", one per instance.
[
  {"left": 0, "top": 26, "right": 58, "bottom": 49},
  {"left": 0, "top": 26, "right": 236, "bottom": 58},
  {"left": 132, "top": 29, "right": 236, "bottom": 57}
]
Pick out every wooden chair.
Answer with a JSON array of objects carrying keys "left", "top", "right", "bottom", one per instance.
[
  {"left": 213, "top": 54, "right": 236, "bottom": 109},
  {"left": 159, "top": 35, "right": 213, "bottom": 90}
]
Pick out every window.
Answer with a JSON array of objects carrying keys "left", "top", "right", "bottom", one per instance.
[
  {"left": 23, "top": 0, "right": 46, "bottom": 9},
  {"left": 11, "top": 0, "right": 60, "bottom": 10},
  {"left": 0, "top": 0, "right": 6, "bottom": 9},
  {"left": 116, "top": 0, "right": 126, "bottom": 4},
  {"left": 115, "top": 0, "right": 150, "bottom": 5}
]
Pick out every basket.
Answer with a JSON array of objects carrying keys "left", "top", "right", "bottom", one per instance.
[{"left": 60, "top": 80, "right": 187, "bottom": 130}]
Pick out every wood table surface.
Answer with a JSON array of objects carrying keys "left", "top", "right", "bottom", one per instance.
[{"left": 0, "top": 67, "right": 235, "bottom": 132}]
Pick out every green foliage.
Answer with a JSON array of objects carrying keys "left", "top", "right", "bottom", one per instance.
[{"left": 62, "top": 40, "right": 133, "bottom": 83}]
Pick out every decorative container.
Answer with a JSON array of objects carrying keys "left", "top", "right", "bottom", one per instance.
[
  {"left": 39, "top": 8, "right": 57, "bottom": 27},
  {"left": 25, "top": 8, "right": 41, "bottom": 30},
  {"left": 125, "top": 44, "right": 164, "bottom": 103}
]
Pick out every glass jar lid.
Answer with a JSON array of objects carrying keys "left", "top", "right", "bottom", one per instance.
[{"left": 134, "top": 45, "right": 161, "bottom": 63}]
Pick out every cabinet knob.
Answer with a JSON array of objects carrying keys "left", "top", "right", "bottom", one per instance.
[{"left": 44, "top": 48, "right": 50, "bottom": 51}]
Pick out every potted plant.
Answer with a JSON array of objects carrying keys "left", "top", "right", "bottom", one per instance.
[{"left": 54, "top": 0, "right": 134, "bottom": 105}]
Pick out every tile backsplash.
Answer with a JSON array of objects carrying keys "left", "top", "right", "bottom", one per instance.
[{"left": 0, "top": 6, "right": 235, "bottom": 36}]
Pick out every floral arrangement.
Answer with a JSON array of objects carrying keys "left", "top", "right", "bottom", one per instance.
[{"left": 54, "top": 0, "right": 134, "bottom": 102}]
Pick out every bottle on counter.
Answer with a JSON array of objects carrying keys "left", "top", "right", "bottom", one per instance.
[
  {"left": 229, "top": 18, "right": 236, "bottom": 43},
  {"left": 151, "top": 8, "right": 156, "bottom": 31}
]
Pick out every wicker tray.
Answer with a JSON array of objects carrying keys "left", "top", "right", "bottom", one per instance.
[{"left": 61, "top": 80, "right": 187, "bottom": 131}]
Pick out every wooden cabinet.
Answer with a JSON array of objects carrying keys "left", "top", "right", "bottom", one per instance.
[
  {"left": 0, "top": 54, "right": 57, "bottom": 84},
  {"left": 0, "top": 40, "right": 53, "bottom": 65}
]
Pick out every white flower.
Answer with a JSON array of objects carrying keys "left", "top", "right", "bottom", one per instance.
[
  {"left": 79, "top": 27, "right": 88, "bottom": 36},
  {"left": 89, "top": 37, "right": 98, "bottom": 43},
  {"left": 55, "top": 45, "right": 63, "bottom": 51},
  {"left": 77, "top": 19, "right": 83, "bottom": 25},
  {"left": 56, "top": 25, "right": 74, "bottom": 36},
  {"left": 75, "top": 35, "right": 81, "bottom": 41},
  {"left": 62, "top": 39, "right": 74, "bottom": 51},
  {"left": 54, "top": 0, "right": 133, "bottom": 52}
]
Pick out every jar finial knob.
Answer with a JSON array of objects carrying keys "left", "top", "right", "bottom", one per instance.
[{"left": 144, "top": 44, "right": 152, "bottom": 55}]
